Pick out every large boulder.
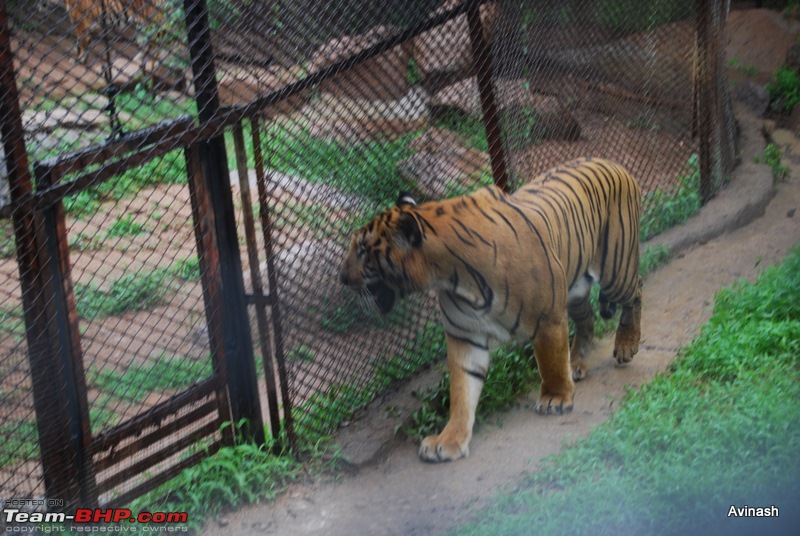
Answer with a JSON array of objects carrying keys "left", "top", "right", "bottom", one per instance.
[
  {"left": 407, "top": 0, "right": 498, "bottom": 91},
  {"left": 218, "top": 64, "right": 309, "bottom": 117},
  {"left": 727, "top": 9, "right": 800, "bottom": 79},
  {"left": 397, "top": 127, "right": 491, "bottom": 199},
  {"left": 430, "top": 77, "right": 581, "bottom": 145},
  {"left": 309, "top": 26, "right": 411, "bottom": 102},
  {"left": 291, "top": 87, "right": 429, "bottom": 143}
]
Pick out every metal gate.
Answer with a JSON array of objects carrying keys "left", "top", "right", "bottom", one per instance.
[{"left": 0, "top": 0, "right": 268, "bottom": 508}]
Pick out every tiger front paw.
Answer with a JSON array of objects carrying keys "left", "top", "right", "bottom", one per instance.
[
  {"left": 419, "top": 433, "right": 469, "bottom": 463},
  {"left": 535, "top": 392, "right": 574, "bottom": 415}
]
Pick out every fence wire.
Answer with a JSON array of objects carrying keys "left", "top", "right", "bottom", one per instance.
[{"left": 0, "top": 0, "right": 735, "bottom": 508}]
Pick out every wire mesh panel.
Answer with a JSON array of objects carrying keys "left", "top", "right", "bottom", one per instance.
[
  {"left": 0, "top": 225, "right": 44, "bottom": 502},
  {"left": 222, "top": 0, "right": 735, "bottom": 444}
]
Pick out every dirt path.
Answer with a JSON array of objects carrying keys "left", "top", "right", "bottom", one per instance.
[{"left": 200, "top": 107, "right": 798, "bottom": 535}]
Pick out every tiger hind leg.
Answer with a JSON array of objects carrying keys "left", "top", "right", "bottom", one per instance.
[
  {"left": 533, "top": 313, "right": 574, "bottom": 415},
  {"left": 613, "top": 274, "right": 643, "bottom": 364},
  {"left": 567, "top": 294, "right": 594, "bottom": 381}
]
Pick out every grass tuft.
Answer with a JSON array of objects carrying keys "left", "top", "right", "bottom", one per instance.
[
  {"left": 755, "top": 143, "right": 790, "bottom": 182},
  {"left": 129, "top": 423, "right": 297, "bottom": 533},
  {"left": 640, "top": 154, "right": 701, "bottom": 241}
]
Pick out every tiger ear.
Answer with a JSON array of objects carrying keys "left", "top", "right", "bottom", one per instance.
[
  {"left": 396, "top": 192, "right": 417, "bottom": 207},
  {"left": 395, "top": 211, "right": 422, "bottom": 249}
]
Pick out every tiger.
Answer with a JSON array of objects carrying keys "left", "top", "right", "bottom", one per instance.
[
  {"left": 63, "top": 0, "right": 164, "bottom": 61},
  {"left": 338, "top": 157, "right": 643, "bottom": 462}
]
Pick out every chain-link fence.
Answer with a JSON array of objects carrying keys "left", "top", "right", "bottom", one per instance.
[{"left": 1, "top": 0, "right": 735, "bottom": 510}]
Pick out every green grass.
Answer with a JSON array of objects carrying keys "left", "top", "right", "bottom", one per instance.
[
  {"left": 434, "top": 112, "right": 490, "bottom": 152},
  {"left": 63, "top": 152, "right": 188, "bottom": 219},
  {"left": 287, "top": 343, "right": 316, "bottom": 364},
  {"left": 452, "top": 247, "right": 800, "bottom": 536},
  {"left": 74, "top": 256, "right": 199, "bottom": 320},
  {"left": 641, "top": 154, "right": 701, "bottom": 241},
  {"left": 259, "top": 125, "right": 417, "bottom": 206},
  {"left": 0, "top": 420, "right": 39, "bottom": 468},
  {"left": 766, "top": 66, "right": 800, "bottom": 114},
  {"left": 114, "top": 85, "right": 196, "bottom": 131},
  {"left": 104, "top": 214, "right": 150, "bottom": 239},
  {"left": 727, "top": 56, "right": 758, "bottom": 78},
  {"left": 0, "top": 305, "right": 26, "bottom": 342},
  {"left": 755, "top": 143, "right": 790, "bottom": 182},
  {"left": 294, "top": 321, "right": 445, "bottom": 446},
  {"left": 433, "top": 107, "right": 543, "bottom": 154},
  {"left": 88, "top": 353, "right": 213, "bottom": 404},
  {"left": 128, "top": 423, "right": 298, "bottom": 533},
  {"left": 640, "top": 244, "right": 671, "bottom": 276}
]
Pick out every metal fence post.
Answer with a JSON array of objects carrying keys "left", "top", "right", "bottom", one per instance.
[
  {"left": 695, "top": 0, "right": 714, "bottom": 205},
  {"left": 183, "top": 0, "right": 264, "bottom": 444},
  {"left": 467, "top": 0, "right": 509, "bottom": 192},
  {"left": 0, "top": 4, "right": 95, "bottom": 508}
]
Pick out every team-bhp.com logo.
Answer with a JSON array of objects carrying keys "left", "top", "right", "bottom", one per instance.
[{"left": 3, "top": 507, "right": 188, "bottom": 532}]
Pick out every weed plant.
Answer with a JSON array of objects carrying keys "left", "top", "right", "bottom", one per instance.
[
  {"left": 128, "top": 422, "right": 298, "bottom": 533},
  {"left": 88, "top": 354, "right": 212, "bottom": 405},
  {"left": 766, "top": 66, "right": 800, "bottom": 114},
  {"left": 74, "top": 256, "right": 199, "bottom": 319},
  {"left": 294, "top": 322, "right": 446, "bottom": 446},
  {"left": 640, "top": 154, "right": 701, "bottom": 241},
  {"left": 755, "top": 143, "right": 790, "bottom": 182}
]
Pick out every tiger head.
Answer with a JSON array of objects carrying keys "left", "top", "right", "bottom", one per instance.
[{"left": 338, "top": 193, "right": 428, "bottom": 314}]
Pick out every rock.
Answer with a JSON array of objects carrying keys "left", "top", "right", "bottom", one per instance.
[
  {"left": 293, "top": 87, "right": 429, "bottom": 143},
  {"left": 549, "top": 21, "right": 693, "bottom": 108},
  {"left": 218, "top": 64, "right": 308, "bottom": 116},
  {"left": 408, "top": 0, "right": 498, "bottom": 90},
  {"left": 398, "top": 127, "right": 490, "bottom": 199},
  {"left": 727, "top": 9, "right": 800, "bottom": 77},
  {"left": 730, "top": 80, "right": 770, "bottom": 116},
  {"left": 785, "top": 43, "right": 800, "bottom": 72},
  {"left": 22, "top": 107, "right": 110, "bottom": 132},
  {"left": 788, "top": 103, "right": 800, "bottom": 134},
  {"left": 430, "top": 77, "right": 580, "bottom": 144},
  {"left": 309, "top": 26, "right": 410, "bottom": 102}
]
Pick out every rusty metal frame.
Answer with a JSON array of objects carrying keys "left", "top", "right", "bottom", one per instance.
[
  {"left": 184, "top": 0, "right": 265, "bottom": 444},
  {"left": 1, "top": 3, "right": 99, "bottom": 507},
  {"left": 231, "top": 121, "right": 284, "bottom": 448},
  {"left": 250, "top": 117, "right": 295, "bottom": 448},
  {"left": 695, "top": 0, "right": 714, "bottom": 204}
]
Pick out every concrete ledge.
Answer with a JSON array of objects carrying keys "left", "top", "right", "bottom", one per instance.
[{"left": 644, "top": 103, "right": 776, "bottom": 256}]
